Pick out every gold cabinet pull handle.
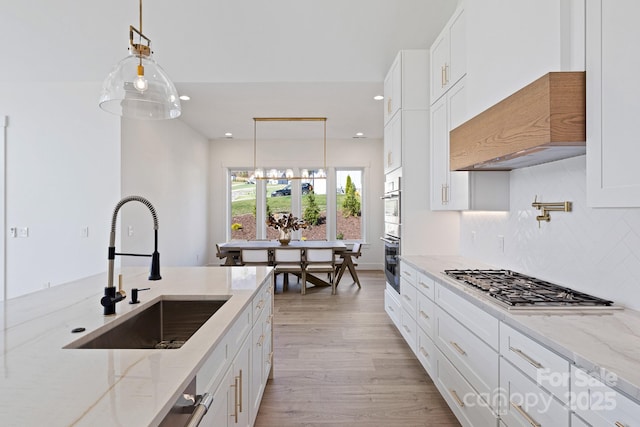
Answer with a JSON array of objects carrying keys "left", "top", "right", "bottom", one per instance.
[
  {"left": 510, "top": 401, "right": 541, "bottom": 427},
  {"left": 509, "top": 346, "right": 543, "bottom": 369},
  {"left": 387, "top": 97, "right": 392, "bottom": 114},
  {"left": 444, "top": 63, "right": 449, "bottom": 85},
  {"left": 615, "top": 423, "right": 625, "bottom": 427},
  {"left": 419, "top": 281, "right": 430, "bottom": 290},
  {"left": 230, "top": 376, "right": 239, "bottom": 423},
  {"left": 419, "top": 346, "right": 429, "bottom": 358},
  {"left": 449, "top": 389, "right": 464, "bottom": 407},
  {"left": 419, "top": 310, "right": 429, "bottom": 320},
  {"left": 450, "top": 341, "right": 466, "bottom": 356},
  {"left": 441, "top": 184, "right": 446, "bottom": 204},
  {"left": 238, "top": 369, "right": 243, "bottom": 413},
  {"left": 441, "top": 65, "right": 446, "bottom": 87}
]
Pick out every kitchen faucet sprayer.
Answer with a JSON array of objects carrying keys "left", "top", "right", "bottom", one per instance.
[{"left": 102, "top": 195, "right": 161, "bottom": 315}]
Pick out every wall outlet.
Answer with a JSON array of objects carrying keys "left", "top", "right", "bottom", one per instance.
[
  {"left": 128, "top": 226, "right": 134, "bottom": 237},
  {"left": 18, "top": 227, "right": 29, "bottom": 238},
  {"left": 81, "top": 227, "right": 89, "bottom": 238},
  {"left": 10, "top": 227, "right": 17, "bottom": 238},
  {"left": 497, "top": 235, "right": 505, "bottom": 253}
]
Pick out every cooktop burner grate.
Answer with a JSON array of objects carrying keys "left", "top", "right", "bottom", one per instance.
[{"left": 444, "top": 269, "right": 614, "bottom": 307}]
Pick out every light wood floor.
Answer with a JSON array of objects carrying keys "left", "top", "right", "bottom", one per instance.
[{"left": 254, "top": 270, "right": 460, "bottom": 427}]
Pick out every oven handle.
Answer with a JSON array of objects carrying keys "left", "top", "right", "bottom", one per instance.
[
  {"left": 380, "top": 191, "right": 401, "bottom": 199},
  {"left": 380, "top": 236, "right": 399, "bottom": 245}
]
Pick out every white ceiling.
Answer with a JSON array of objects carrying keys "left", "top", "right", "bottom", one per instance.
[{"left": 1, "top": 0, "right": 459, "bottom": 140}]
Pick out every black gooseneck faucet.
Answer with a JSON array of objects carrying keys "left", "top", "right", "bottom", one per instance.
[{"left": 101, "top": 195, "right": 161, "bottom": 315}]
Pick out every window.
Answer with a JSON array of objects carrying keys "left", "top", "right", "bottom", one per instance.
[
  {"left": 227, "top": 168, "right": 364, "bottom": 242},
  {"left": 229, "top": 170, "right": 256, "bottom": 240},
  {"left": 336, "top": 170, "right": 362, "bottom": 240}
]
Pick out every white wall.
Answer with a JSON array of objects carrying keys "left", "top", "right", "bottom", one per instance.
[
  {"left": 208, "top": 137, "right": 384, "bottom": 269},
  {"left": 460, "top": 155, "right": 640, "bottom": 311},
  {"left": 121, "top": 119, "right": 210, "bottom": 268},
  {"left": 0, "top": 82, "right": 121, "bottom": 299}
]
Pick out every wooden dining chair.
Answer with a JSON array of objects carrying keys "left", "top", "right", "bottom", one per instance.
[
  {"left": 304, "top": 248, "right": 336, "bottom": 295},
  {"left": 335, "top": 242, "right": 362, "bottom": 288},
  {"left": 273, "top": 248, "right": 304, "bottom": 292}
]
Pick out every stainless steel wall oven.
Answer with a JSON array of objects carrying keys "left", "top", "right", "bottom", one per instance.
[{"left": 381, "top": 177, "right": 401, "bottom": 293}]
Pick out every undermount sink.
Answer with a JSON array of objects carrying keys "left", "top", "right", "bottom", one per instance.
[{"left": 65, "top": 298, "right": 228, "bottom": 350}]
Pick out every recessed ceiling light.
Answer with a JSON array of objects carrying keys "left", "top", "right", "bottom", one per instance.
[
  {"left": 179, "top": 95, "right": 191, "bottom": 101},
  {"left": 224, "top": 132, "right": 233, "bottom": 138},
  {"left": 373, "top": 95, "right": 384, "bottom": 101},
  {"left": 353, "top": 132, "right": 366, "bottom": 139}
]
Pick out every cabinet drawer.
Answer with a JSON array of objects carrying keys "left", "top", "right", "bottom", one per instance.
[
  {"left": 500, "top": 358, "right": 569, "bottom": 427},
  {"left": 400, "top": 262, "right": 417, "bottom": 285},
  {"left": 436, "top": 283, "right": 499, "bottom": 350},
  {"left": 227, "top": 303, "right": 252, "bottom": 356},
  {"left": 435, "top": 348, "right": 498, "bottom": 427},
  {"left": 417, "top": 327, "right": 435, "bottom": 377},
  {"left": 416, "top": 272, "right": 435, "bottom": 300},
  {"left": 400, "top": 308, "right": 417, "bottom": 353},
  {"left": 416, "top": 290, "right": 435, "bottom": 339},
  {"left": 436, "top": 306, "right": 499, "bottom": 409},
  {"left": 252, "top": 280, "right": 273, "bottom": 324},
  {"left": 500, "top": 322, "right": 570, "bottom": 403},
  {"left": 571, "top": 366, "right": 640, "bottom": 426},
  {"left": 384, "top": 286, "right": 401, "bottom": 329},
  {"left": 401, "top": 280, "right": 418, "bottom": 320}
]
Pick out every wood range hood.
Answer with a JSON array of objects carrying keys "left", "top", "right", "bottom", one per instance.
[{"left": 450, "top": 72, "right": 586, "bottom": 171}]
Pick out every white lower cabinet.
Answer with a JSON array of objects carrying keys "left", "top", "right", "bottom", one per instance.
[
  {"left": 399, "top": 306, "right": 418, "bottom": 353},
  {"left": 195, "top": 278, "right": 273, "bottom": 426},
  {"left": 416, "top": 327, "right": 435, "bottom": 376},
  {"left": 384, "top": 285, "right": 401, "bottom": 329},
  {"left": 435, "top": 348, "right": 498, "bottom": 427},
  {"left": 500, "top": 322, "right": 570, "bottom": 403},
  {"left": 436, "top": 306, "right": 499, "bottom": 411},
  {"left": 500, "top": 357, "right": 569, "bottom": 427},
  {"left": 571, "top": 366, "right": 640, "bottom": 426}
]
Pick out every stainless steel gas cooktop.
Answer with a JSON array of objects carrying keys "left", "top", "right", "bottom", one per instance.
[{"left": 444, "top": 269, "right": 616, "bottom": 310}]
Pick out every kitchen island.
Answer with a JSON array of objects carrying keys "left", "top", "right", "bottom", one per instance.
[{"left": 0, "top": 266, "right": 273, "bottom": 426}]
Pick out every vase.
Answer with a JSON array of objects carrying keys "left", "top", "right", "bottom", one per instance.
[{"left": 278, "top": 229, "right": 291, "bottom": 245}]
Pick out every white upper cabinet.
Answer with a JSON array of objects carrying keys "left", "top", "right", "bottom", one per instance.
[
  {"left": 465, "top": 0, "right": 585, "bottom": 119},
  {"left": 383, "top": 50, "right": 428, "bottom": 174},
  {"left": 383, "top": 55, "right": 402, "bottom": 125},
  {"left": 431, "top": 78, "right": 470, "bottom": 211},
  {"left": 586, "top": 0, "right": 640, "bottom": 207},
  {"left": 430, "top": 4, "right": 466, "bottom": 105}
]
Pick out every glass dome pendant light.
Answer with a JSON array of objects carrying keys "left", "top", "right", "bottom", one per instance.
[{"left": 98, "top": 0, "right": 181, "bottom": 120}]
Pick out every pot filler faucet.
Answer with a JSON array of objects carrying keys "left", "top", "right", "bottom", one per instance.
[{"left": 101, "top": 195, "right": 161, "bottom": 315}]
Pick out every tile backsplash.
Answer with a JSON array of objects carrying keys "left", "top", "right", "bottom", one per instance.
[{"left": 460, "top": 155, "right": 640, "bottom": 311}]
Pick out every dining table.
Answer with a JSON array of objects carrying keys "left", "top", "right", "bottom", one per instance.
[{"left": 218, "top": 240, "right": 360, "bottom": 289}]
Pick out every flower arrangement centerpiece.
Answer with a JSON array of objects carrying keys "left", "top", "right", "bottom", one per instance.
[{"left": 266, "top": 213, "right": 307, "bottom": 245}]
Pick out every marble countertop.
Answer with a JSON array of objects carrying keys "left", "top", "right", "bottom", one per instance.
[
  {"left": 0, "top": 266, "right": 272, "bottom": 426},
  {"left": 401, "top": 255, "right": 640, "bottom": 402}
]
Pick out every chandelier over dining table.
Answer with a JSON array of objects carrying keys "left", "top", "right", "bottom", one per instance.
[{"left": 252, "top": 117, "right": 328, "bottom": 180}]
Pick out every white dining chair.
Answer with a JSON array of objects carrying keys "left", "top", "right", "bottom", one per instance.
[
  {"left": 240, "top": 248, "right": 270, "bottom": 265},
  {"left": 273, "top": 248, "right": 304, "bottom": 292},
  {"left": 304, "top": 248, "right": 336, "bottom": 295}
]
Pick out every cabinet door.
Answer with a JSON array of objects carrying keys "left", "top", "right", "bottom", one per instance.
[
  {"left": 586, "top": 0, "right": 640, "bottom": 207},
  {"left": 384, "top": 54, "right": 401, "bottom": 125},
  {"left": 430, "top": 80, "right": 469, "bottom": 211},
  {"left": 430, "top": 95, "right": 449, "bottom": 210},
  {"left": 234, "top": 336, "right": 251, "bottom": 427},
  {"left": 430, "top": 32, "right": 449, "bottom": 105},
  {"left": 446, "top": 79, "right": 470, "bottom": 210},
  {"left": 201, "top": 367, "right": 233, "bottom": 427},
  {"left": 448, "top": 7, "right": 466, "bottom": 89},
  {"left": 383, "top": 111, "right": 402, "bottom": 174}
]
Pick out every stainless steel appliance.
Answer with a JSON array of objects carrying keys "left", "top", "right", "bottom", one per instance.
[
  {"left": 444, "top": 269, "right": 616, "bottom": 310},
  {"left": 381, "top": 177, "right": 401, "bottom": 293}
]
